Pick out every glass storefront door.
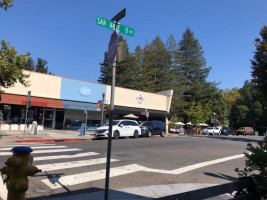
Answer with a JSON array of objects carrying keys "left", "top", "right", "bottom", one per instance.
[{"left": 44, "top": 108, "right": 55, "bottom": 129}]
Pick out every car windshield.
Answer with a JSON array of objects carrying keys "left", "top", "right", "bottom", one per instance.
[
  {"left": 222, "top": 127, "right": 229, "bottom": 130},
  {"left": 207, "top": 127, "right": 213, "bottom": 129},
  {"left": 103, "top": 121, "right": 120, "bottom": 126},
  {"left": 140, "top": 121, "right": 152, "bottom": 126}
]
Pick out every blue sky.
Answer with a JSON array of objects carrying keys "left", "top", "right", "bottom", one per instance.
[{"left": 0, "top": 0, "right": 266, "bottom": 90}]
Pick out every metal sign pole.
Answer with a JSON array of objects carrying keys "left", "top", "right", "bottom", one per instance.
[
  {"left": 23, "top": 91, "right": 31, "bottom": 139},
  {"left": 104, "top": 56, "right": 116, "bottom": 200},
  {"left": 85, "top": 110, "right": 88, "bottom": 138},
  {"left": 23, "top": 104, "right": 28, "bottom": 139}
]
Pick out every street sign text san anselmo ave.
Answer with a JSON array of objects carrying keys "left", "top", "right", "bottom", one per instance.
[{"left": 96, "top": 16, "right": 134, "bottom": 37}]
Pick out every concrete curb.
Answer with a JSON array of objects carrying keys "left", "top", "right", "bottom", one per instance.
[{"left": 16, "top": 138, "right": 91, "bottom": 143}]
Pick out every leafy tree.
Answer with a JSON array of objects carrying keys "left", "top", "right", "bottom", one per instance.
[
  {"left": 251, "top": 26, "right": 267, "bottom": 100},
  {"left": 0, "top": 0, "right": 13, "bottom": 11},
  {"left": 229, "top": 81, "right": 262, "bottom": 129},
  {"left": 185, "top": 100, "right": 204, "bottom": 125},
  {"left": 0, "top": 40, "right": 30, "bottom": 88},
  {"left": 221, "top": 88, "right": 240, "bottom": 126}
]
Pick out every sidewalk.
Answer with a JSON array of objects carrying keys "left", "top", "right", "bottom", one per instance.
[{"left": 0, "top": 130, "right": 182, "bottom": 144}]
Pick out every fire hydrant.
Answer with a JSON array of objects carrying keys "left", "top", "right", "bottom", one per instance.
[{"left": 0, "top": 146, "right": 41, "bottom": 200}]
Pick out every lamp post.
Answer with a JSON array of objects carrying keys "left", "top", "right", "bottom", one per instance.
[{"left": 101, "top": 90, "right": 106, "bottom": 126}]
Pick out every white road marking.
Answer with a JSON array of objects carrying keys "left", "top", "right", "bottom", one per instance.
[
  {"left": 42, "top": 164, "right": 141, "bottom": 189},
  {"left": 145, "top": 154, "right": 245, "bottom": 174},
  {"left": 0, "top": 175, "right": 7, "bottom": 200},
  {"left": 0, "top": 148, "right": 81, "bottom": 156},
  {"left": 41, "top": 154, "right": 245, "bottom": 189},
  {"left": 37, "top": 158, "right": 119, "bottom": 172},
  {"left": 34, "top": 152, "right": 99, "bottom": 161},
  {"left": 0, "top": 146, "right": 67, "bottom": 151}
]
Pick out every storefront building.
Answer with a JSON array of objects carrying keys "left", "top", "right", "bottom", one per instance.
[{"left": 0, "top": 70, "right": 173, "bottom": 130}]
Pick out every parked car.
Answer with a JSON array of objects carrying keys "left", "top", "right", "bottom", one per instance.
[
  {"left": 87, "top": 123, "right": 98, "bottom": 131},
  {"left": 236, "top": 127, "right": 254, "bottom": 136},
  {"left": 94, "top": 119, "right": 141, "bottom": 139},
  {"left": 221, "top": 127, "right": 235, "bottom": 136},
  {"left": 203, "top": 127, "right": 221, "bottom": 135},
  {"left": 139, "top": 121, "right": 166, "bottom": 137}
]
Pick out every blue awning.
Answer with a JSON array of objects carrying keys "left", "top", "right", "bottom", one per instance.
[{"left": 62, "top": 100, "right": 100, "bottom": 111}]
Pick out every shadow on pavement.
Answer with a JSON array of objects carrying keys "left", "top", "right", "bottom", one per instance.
[
  {"left": 26, "top": 187, "right": 150, "bottom": 200},
  {"left": 204, "top": 172, "right": 237, "bottom": 182},
  {"left": 200, "top": 135, "right": 264, "bottom": 143}
]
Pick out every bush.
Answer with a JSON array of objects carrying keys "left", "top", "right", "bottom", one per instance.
[{"left": 235, "top": 137, "right": 267, "bottom": 199}]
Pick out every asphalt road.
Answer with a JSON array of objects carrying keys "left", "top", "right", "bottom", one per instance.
[{"left": 0, "top": 135, "right": 264, "bottom": 199}]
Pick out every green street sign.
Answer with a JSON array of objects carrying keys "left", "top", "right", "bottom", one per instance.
[
  {"left": 111, "top": 8, "right": 126, "bottom": 22},
  {"left": 96, "top": 16, "right": 134, "bottom": 37}
]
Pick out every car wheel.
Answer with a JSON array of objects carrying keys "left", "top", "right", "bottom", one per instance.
[
  {"left": 148, "top": 131, "right": 152, "bottom": 138},
  {"left": 133, "top": 130, "right": 139, "bottom": 138},
  {"left": 161, "top": 130, "right": 165, "bottom": 137},
  {"left": 113, "top": 131, "right": 120, "bottom": 139}
]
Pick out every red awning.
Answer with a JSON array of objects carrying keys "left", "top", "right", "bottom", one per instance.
[{"left": 0, "top": 94, "right": 64, "bottom": 108}]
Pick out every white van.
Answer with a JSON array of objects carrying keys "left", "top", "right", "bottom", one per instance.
[{"left": 94, "top": 119, "right": 141, "bottom": 139}]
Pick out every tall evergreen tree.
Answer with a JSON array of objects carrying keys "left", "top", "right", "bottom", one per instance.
[
  {"left": 24, "top": 57, "right": 35, "bottom": 71},
  {"left": 98, "top": 52, "right": 112, "bottom": 85},
  {"left": 115, "top": 36, "right": 140, "bottom": 89},
  {"left": 141, "top": 35, "right": 173, "bottom": 92},
  {"left": 35, "top": 58, "right": 49, "bottom": 73},
  {"left": 131, "top": 45, "right": 143, "bottom": 90},
  {"left": 171, "top": 28, "right": 211, "bottom": 121}
]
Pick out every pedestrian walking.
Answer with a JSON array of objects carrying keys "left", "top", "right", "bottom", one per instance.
[{"left": 179, "top": 126, "right": 185, "bottom": 136}]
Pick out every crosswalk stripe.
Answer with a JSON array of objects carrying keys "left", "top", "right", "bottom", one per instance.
[
  {"left": 37, "top": 158, "right": 119, "bottom": 172},
  {"left": 41, "top": 164, "right": 140, "bottom": 189},
  {"left": 41, "top": 154, "right": 245, "bottom": 189},
  {"left": 34, "top": 152, "right": 99, "bottom": 161},
  {"left": 0, "top": 148, "right": 81, "bottom": 156},
  {"left": 0, "top": 146, "right": 67, "bottom": 151},
  {"left": 0, "top": 143, "right": 55, "bottom": 147}
]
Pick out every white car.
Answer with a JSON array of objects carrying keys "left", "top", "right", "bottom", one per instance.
[
  {"left": 203, "top": 127, "right": 221, "bottom": 135},
  {"left": 94, "top": 119, "right": 141, "bottom": 139}
]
